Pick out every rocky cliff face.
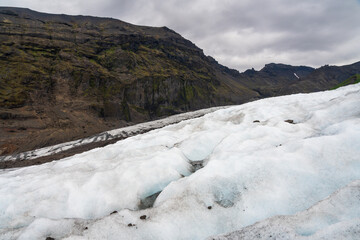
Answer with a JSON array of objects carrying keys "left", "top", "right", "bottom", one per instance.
[
  {"left": 0, "top": 7, "right": 359, "bottom": 156},
  {"left": 281, "top": 61, "right": 360, "bottom": 94},
  {"left": 238, "top": 61, "right": 360, "bottom": 96},
  {"left": 239, "top": 63, "right": 315, "bottom": 97},
  {"left": 0, "top": 7, "right": 258, "bottom": 154}
]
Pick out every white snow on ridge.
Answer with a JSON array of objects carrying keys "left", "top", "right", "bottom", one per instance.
[{"left": 1, "top": 84, "right": 360, "bottom": 239}]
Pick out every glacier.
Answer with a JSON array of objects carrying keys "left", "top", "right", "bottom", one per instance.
[
  {"left": 0, "top": 106, "right": 224, "bottom": 163},
  {"left": 209, "top": 180, "right": 360, "bottom": 240},
  {"left": 1, "top": 84, "right": 360, "bottom": 239}
]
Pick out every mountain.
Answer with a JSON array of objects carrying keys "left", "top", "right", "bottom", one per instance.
[
  {"left": 0, "top": 7, "right": 359, "bottom": 156},
  {"left": 288, "top": 62, "right": 360, "bottom": 92},
  {"left": 237, "top": 61, "right": 360, "bottom": 97},
  {"left": 332, "top": 74, "right": 360, "bottom": 89},
  {"left": 238, "top": 63, "right": 315, "bottom": 97},
  {"left": 0, "top": 7, "right": 258, "bottom": 155}
]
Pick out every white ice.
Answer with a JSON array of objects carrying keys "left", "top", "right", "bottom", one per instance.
[
  {"left": 209, "top": 180, "right": 360, "bottom": 240},
  {"left": 0, "top": 106, "right": 224, "bottom": 162},
  {"left": 1, "top": 84, "right": 360, "bottom": 240}
]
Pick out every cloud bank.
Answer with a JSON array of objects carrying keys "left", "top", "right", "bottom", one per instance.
[{"left": 2, "top": 0, "right": 360, "bottom": 71}]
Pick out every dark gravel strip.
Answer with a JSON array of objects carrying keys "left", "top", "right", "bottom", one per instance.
[{"left": 0, "top": 127, "right": 155, "bottom": 169}]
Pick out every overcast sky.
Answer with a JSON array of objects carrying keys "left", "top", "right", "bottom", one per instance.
[{"left": 2, "top": 0, "right": 360, "bottom": 71}]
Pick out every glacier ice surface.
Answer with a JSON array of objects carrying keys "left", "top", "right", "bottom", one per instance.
[{"left": 1, "top": 84, "right": 360, "bottom": 239}]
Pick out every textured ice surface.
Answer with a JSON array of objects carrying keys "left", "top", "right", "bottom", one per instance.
[
  {"left": 209, "top": 180, "right": 360, "bottom": 240},
  {"left": 0, "top": 107, "right": 224, "bottom": 162},
  {"left": 1, "top": 84, "right": 360, "bottom": 239}
]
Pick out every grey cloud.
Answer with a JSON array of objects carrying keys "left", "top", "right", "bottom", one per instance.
[{"left": 1, "top": 0, "right": 360, "bottom": 71}]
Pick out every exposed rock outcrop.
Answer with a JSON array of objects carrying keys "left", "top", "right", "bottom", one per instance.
[
  {"left": 0, "top": 7, "right": 359, "bottom": 156},
  {"left": 0, "top": 7, "right": 257, "bottom": 154}
]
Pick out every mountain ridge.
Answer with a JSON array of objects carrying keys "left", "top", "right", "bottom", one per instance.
[{"left": 0, "top": 7, "right": 359, "bottom": 156}]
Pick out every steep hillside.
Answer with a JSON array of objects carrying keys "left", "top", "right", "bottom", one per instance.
[
  {"left": 332, "top": 74, "right": 360, "bottom": 89},
  {"left": 239, "top": 63, "right": 315, "bottom": 97},
  {"left": 237, "top": 61, "right": 360, "bottom": 97},
  {"left": 294, "top": 62, "right": 360, "bottom": 92},
  {"left": 0, "top": 7, "right": 359, "bottom": 156},
  {"left": 0, "top": 7, "right": 257, "bottom": 154}
]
